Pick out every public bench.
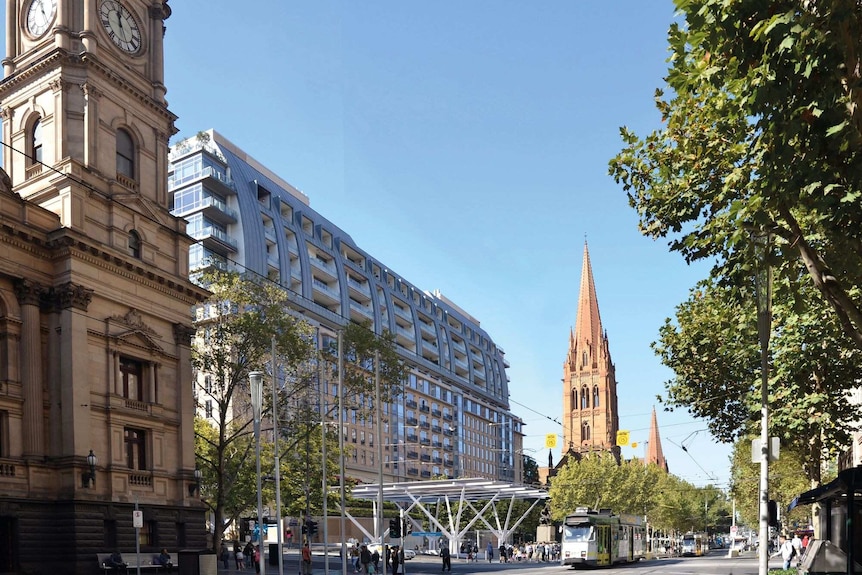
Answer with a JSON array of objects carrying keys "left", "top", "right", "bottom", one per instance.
[{"left": 97, "top": 552, "right": 177, "bottom": 573}]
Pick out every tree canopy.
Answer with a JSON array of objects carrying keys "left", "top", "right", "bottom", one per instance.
[{"left": 609, "top": 0, "right": 862, "bottom": 349}]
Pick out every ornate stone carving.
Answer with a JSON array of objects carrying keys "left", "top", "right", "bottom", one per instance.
[
  {"left": 54, "top": 282, "right": 94, "bottom": 311},
  {"left": 13, "top": 279, "right": 45, "bottom": 306},
  {"left": 173, "top": 323, "right": 195, "bottom": 346},
  {"left": 49, "top": 78, "right": 66, "bottom": 94},
  {"left": 110, "top": 308, "right": 158, "bottom": 336}
]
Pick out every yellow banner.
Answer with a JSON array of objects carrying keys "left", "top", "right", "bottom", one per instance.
[{"left": 616, "top": 430, "right": 630, "bottom": 446}]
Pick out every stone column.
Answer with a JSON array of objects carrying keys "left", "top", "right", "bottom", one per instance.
[{"left": 14, "top": 279, "right": 45, "bottom": 457}]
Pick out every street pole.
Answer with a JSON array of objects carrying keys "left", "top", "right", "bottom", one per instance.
[
  {"left": 249, "top": 371, "right": 265, "bottom": 569},
  {"left": 754, "top": 232, "right": 773, "bottom": 575},
  {"left": 271, "top": 338, "right": 284, "bottom": 575},
  {"left": 338, "top": 331, "right": 347, "bottom": 575},
  {"left": 375, "top": 350, "right": 386, "bottom": 575}
]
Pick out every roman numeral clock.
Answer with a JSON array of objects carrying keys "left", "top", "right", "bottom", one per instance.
[{"left": 98, "top": 0, "right": 142, "bottom": 54}]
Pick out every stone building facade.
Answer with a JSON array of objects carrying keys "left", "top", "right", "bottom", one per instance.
[{"left": 0, "top": 1, "right": 208, "bottom": 573}]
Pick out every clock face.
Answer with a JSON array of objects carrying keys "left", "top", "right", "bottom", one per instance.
[
  {"left": 99, "top": 0, "right": 142, "bottom": 54},
  {"left": 26, "top": 0, "right": 57, "bottom": 37}
]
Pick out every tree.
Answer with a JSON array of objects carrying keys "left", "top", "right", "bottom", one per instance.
[
  {"left": 654, "top": 277, "right": 862, "bottom": 488},
  {"left": 548, "top": 454, "right": 665, "bottom": 519},
  {"left": 192, "top": 270, "right": 315, "bottom": 550},
  {"left": 609, "top": 0, "right": 862, "bottom": 349},
  {"left": 523, "top": 455, "right": 540, "bottom": 486}
]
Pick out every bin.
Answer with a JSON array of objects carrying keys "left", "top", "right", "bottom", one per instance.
[
  {"left": 178, "top": 549, "right": 217, "bottom": 575},
  {"left": 269, "top": 543, "right": 279, "bottom": 566}
]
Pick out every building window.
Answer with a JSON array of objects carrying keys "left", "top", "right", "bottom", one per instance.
[
  {"left": 571, "top": 389, "right": 576, "bottom": 411},
  {"left": 0, "top": 410, "right": 7, "bottom": 457},
  {"left": 140, "top": 520, "right": 157, "bottom": 547},
  {"left": 120, "top": 357, "right": 144, "bottom": 401},
  {"left": 593, "top": 386, "right": 600, "bottom": 408},
  {"left": 124, "top": 427, "right": 147, "bottom": 470},
  {"left": 205, "top": 400, "right": 213, "bottom": 418},
  {"left": 116, "top": 128, "right": 135, "bottom": 178},
  {"left": 204, "top": 375, "right": 212, "bottom": 394},
  {"left": 128, "top": 230, "right": 141, "bottom": 259},
  {"left": 31, "top": 118, "right": 42, "bottom": 164},
  {"left": 581, "top": 386, "right": 588, "bottom": 409},
  {"left": 582, "top": 422, "right": 591, "bottom": 441}
]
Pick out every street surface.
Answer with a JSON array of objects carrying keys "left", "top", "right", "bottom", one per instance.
[{"left": 216, "top": 549, "right": 785, "bottom": 575}]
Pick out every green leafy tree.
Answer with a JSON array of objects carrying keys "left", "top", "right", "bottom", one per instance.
[
  {"left": 548, "top": 454, "right": 665, "bottom": 519},
  {"left": 523, "top": 455, "right": 539, "bottom": 486},
  {"left": 654, "top": 277, "right": 862, "bottom": 489},
  {"left": 192, "top": 270, "right": 315, "bottom": 550},
  {"left": 609, "top": 0, "right": 862, "bottom": 349}
]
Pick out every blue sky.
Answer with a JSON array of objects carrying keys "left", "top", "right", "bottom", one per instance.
[
  {"left": 169, "top": 1, "right": 733, "bottom": 489},
  {"left": 13, "top": 1, "right": 735, "bottom": 488}
]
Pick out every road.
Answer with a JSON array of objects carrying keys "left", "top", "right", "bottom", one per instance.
[{"left": 218, "top": 549, "right": 783, "bottom": 575}]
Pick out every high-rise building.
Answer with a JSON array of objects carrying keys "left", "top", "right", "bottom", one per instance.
[
  {"left": 168, "top": 130, "right": 524, "bottom": 484},
  {"left": 0, "top": 1, "right": 208, "bottom": 574},
  {"left": 561, "top": 243, "right": 619, "bottom": 455}
]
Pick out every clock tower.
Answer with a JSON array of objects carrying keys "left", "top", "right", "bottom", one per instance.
[{"left": 0, "top": 2, "right": 209, "bottom": 574}]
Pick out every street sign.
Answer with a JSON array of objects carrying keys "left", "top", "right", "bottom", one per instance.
[
  {"left": 730, "top": 525, "right": 738, "bottom": 534},
  {"left": 411, "top": 532, "right": 442, "bottom": 537},
  {"left": 545, "top": 434, "right": 557, "bottom": 448},
  {"left": 616, "top": 430, "right": 630, "bottom": 447},
  {"left": 133, "top": 510, "right": 143, "bottom": 529},
  {"left": 751, "top": 437, "right": 780, "bottom": 462}
]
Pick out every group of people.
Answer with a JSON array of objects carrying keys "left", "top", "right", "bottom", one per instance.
[
  {"left": 219, "top": 541, "right": 260, "bottom": 572},
  {"left": 103, "top": 548, "right": 173, "bottom": 574},
  {"left": 346, "top": 544, "right": 404, "bottom": 575},
  {"left": 770, "top": 531, "right": 812, "bottom": 570}
]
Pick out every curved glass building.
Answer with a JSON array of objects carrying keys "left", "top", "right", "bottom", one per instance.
[{"left": 169, "top": 130, "right": 525, "bottom": 483}]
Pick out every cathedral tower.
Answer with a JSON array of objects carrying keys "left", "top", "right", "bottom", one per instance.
[
  {"left": 561, "top": 243, "right": 619, "bottom": 455},
  {"left": 644, "top": 406, "right": 669, "bottom": 471},
  {"left": 0, "top": 2, "right": 208, "bottom": 573}
]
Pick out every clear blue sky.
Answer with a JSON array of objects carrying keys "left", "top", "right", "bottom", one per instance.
[{"left": 15, "top": 1, "right": 737, "bottom": 489}]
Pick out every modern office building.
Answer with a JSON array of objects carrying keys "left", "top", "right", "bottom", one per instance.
[
  {"left": 0, "top": 2, "right": 208, "bottom": 574},
  {"left": 168, "top": 130, "right": 525, "bottom": 484}
]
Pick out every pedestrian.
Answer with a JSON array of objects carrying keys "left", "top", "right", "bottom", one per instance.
[
  {"left": 390, "top": 546, "right": 400, "bottom": 575},
  {"left": 499, "top": 543, "right": 506, "bottom": 563},
  {"left": 486, "top": 541, "right": 493, "bottom": 563},
  {"left": 371, "top": 548, "right": 380, "bottom": 574},
  {"left": 253, "top": 545, "right": 261, "bottom": 573},
  {"left": 360, "top": 545, "right": 371, "bottom": 574},
  {"left": 243, "top": 542, "right": 254, "bottom": 569},
  {"left": 301, "top": 541, "right": 312, "bottom": 575},
  {"left": 440, "top": 546, "right": 451, "bottom": 572},
  {"left": 234, "top": 542, "right": 244, "bottom": 570},
  {"left": 791, "top": 532, "right": 803, "bottom": 565},
  {"left": 219, "top": 543, "right": 229, "bottom": 570},
  {"left": 770, "top": 534, "right": 796, "bottom": 570}
]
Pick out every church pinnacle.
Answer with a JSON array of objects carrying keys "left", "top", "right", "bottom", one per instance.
[
  {"left": 562, "top": 242, "right": 619, "bottom": 454},
  {"left": 644, "top": 407, "right": 669, "bottom": 471}
]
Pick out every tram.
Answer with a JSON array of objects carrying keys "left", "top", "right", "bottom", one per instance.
[
  {"left": 561, "top": 508, "right": 645, "bottom": 568},
  {"left": 680, "top": 532, "right": 709, "bottom": 556}
]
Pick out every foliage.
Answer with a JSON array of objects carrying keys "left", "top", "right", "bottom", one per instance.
[
  {"left": 654, "top": 277, "right": 862, "bottom": 487},
  {"left": 609, "top": 0, "right": 862, "bottom": 349},
  {"left": 192, "top": 270, "right": 315, "bottom": 549},
  {"left": 548, "top": 454, "right": 664, "bottom": 519},
  {"left": 523, "top": 455, "right": 539, "bottom": 486},
  {"left": 728, "top": 437, "right": 833, "bottom": 531}
]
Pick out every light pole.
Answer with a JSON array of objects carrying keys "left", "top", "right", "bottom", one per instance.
[
  {"left": 250, "top": 371, "right": 265, "bottom": 563},
  {"left": 753, "top": 232, "right": 773, "bottom": 575}
]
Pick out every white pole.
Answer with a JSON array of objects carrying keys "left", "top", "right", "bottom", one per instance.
[
  {"left": 272, "top": 338, "right": 284, "bottom": 575},
  {"left": 338, "top": 331, "right": 347, "bottom": 575},
  {"left": 754, "top": 232, "right": 773, "bottom": 575},
  {"left": 375, "top": 350, "right": 386, "bottom": 575}
]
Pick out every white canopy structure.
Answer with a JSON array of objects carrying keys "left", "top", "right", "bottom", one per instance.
[{"left": 348, "top": 478, "right": 549, "bottom": 552}]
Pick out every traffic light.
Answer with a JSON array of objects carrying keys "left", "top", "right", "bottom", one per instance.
[
  {"left": 309, "top": 521, "right": 318, "bottom": 537},
  {"left": 389, "top": 518, "right": 401, "bottom": 538},
  {"left": 768, "top": 500, "right": 779, "bottom": 527},
  {"left": 301, "top": 523, "right": 308, "bottom": 535},
  {"left": 404, "top": 520, "right": 412, "bottom": 536}
]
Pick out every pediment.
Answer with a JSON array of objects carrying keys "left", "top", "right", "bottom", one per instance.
[{"left": 107, "top": 308, "right": 164, "bottom": 353}]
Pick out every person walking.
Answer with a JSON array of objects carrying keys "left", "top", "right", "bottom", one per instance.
[
  {"left": 219, "top": 544, "right": 229, "bottom": 570},
  {"left": 440, "top": 546, "right": 451, "bottom": 572},
  {"left": 390, "top": 546, "right": 400, "bottom": 575},
  {"left": 359, "top": 545, "right": 372, "bottom": 575},
  {"left": 486, "top": 542, "right": 493, "bottom": 563},
  {"left": 770, "top": 534, "right": 796, "bottom": 570},
  {"left": 234, "top": 542, "right": 244, "bottom": 571}
]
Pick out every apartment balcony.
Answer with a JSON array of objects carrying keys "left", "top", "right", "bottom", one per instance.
[
  {"left": 347, "top": 276, "right": 372, "bottom": 301},
  {"left": 450, "top": 338, "right": 467, "bottom": 353},
  {"left": 407, "top": 468, "right": 419, "bottom": 476},
  {"left": 442, "top": 413, "right": 453, "bottom": 422},
  {"left": 472, "top": 369, "right": 486, "bottom": 382},
  {"left": 394, "top": 325, "right": 415, "bottom": 347},
  {"left": 420, "top": 454, "right": 431, "bottom": 462},
  {"left": 168, "top": 165, "right": 236, "bottom": 195},
  {"left": 171, "top": 195, "right": 238, "bottom": 225},
  {"left": 420, "top": 470, "right": 432, "bottom": 478},
  {"left": 419, "top": 321, "right": 436, "bottom": 336},
  {"left": 419, "top": 436, "right": 430, "bottom": 443},
  {"left": 309, "top": 255, "right": 337, "bottom": 279},
  {"left": 453, "top": 356, "right": 468, "bottom": 371},
  {"left": 432, "top": 456, "right": 443, "bottom": 465},
  {"left": 406, "top": 417, "right": 418, "bottom": 426},
  {"left": 405, "top": 400, "right": 418, "bottom": 409},
  {"left": 419, "top": 404, "right": 430, "bottom": 413},
  {"left": 431, "top": 426, "right": 442, "bottom": 434},
  {"left": 349, "top": 300, "right": 374, "bottom": 321},
  {"left": 393, "top": 305, "right": 412, "bottom": 321},
  {"left": 443, "top": 445, "right": 453, "bottom": 452},
  {"left": 421, "top": 339, "right": 439, "bottom": 361},
  {"left": 431, "top": 409, "right": 442, "bottom": 417},
  {"left": 264, "top": 226, "right": 277, "bottom": 245},
  {"left": 266, "top": 254, "right": 280, "bottom": 270},
  {"left": 406, "top": 451, "right": 419, "bottom": 460},
  {"left": 191, "top": 226, "right": 238, "bottom": 253},
  {"left": 312, "top": 279, "right": 340, "bottom": 305},
  {"left": 406, "top": 433, "right": 418, "bottom": 442}
]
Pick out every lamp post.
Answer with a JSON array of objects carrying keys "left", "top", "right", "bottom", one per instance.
[
  {"left": 753, "top": 232, "right": 773, "bottom": 575},
  {"left": 83, "top": 449, "right": 97, "bottom": 488},
  {"left": 249, "top": 371, "right": 265, "bottom": 560}
]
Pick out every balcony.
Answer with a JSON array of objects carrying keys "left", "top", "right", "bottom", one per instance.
[
  {"left": 171, "top": 195, "right": 238, "bottom": 224},
  {"left": 393, "top": 305, "right": 412, "bottom": 321},
  {"left": 405, "top": 400, "right": 418, "bottom": 409},
  {"left": 191, "top": 226, "right": 238, "bottom": 253},
  {"left": 406, "top": 433, "right": 418, "bottom": 443},
  {"left": 169, "top": 165, "right": 236, "bottom": 195},
  {"left": 312, "top": 279, "right": 340, "bottom": 305},
  {"left": 309, "top": 255, "right": 337, "bottom": 278},
  {"left": 406, "top": 417, "right": 418, "bottom": 427},
  {"left": 432, "top": 409, "right": 442, "bottom": 417},
  {"left": 419, "top": 404, "right": 430, "bottom": 413},
  {"left": 420, "top": 470, "right": 432, "bottom": 478},
  {"left": 349, "top": 300, "right": 374, "bottom": 320},
  {"left": 420, "top": 454, "right": 431, "bottom": 462},
  {"left": 432, "top": 426, "right": 442, "bottom": 434}
]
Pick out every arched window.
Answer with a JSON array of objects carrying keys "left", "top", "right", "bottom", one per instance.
[
  {"left": 593, "top": 386, "right": 600, "bottom": 407},
  {"left": 31, "top": 118, "right": 43, "bottom": 164},
  {"left": 582, "top": 422, "right": 591, "bottom": 441},
  {"left": 116, "top": 128, "right": 135, "bottom": 178},
  {"left": 128, "top": 230, "right": 141, "bottom": 259},
  {"left": 571, "top": 389, "right": 577, "bottom": 410},
  {"left": 581, "top": 386, "right": 588, "bottom": 409},
  {"left": 582, "top": 351, "right": 588, "bottom": 367}
]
